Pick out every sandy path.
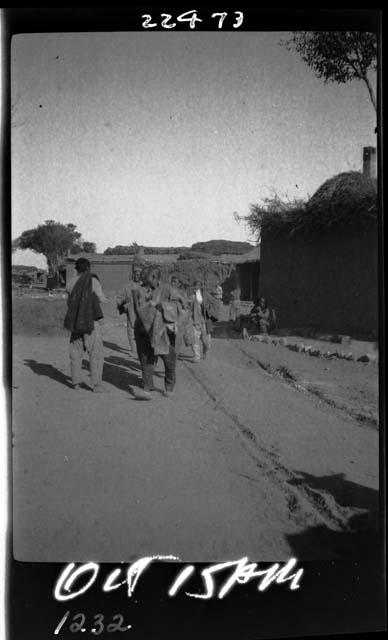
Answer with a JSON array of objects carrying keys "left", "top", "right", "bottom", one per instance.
[{"left": 12, "top": 327, "right": 379, "bottom": 562}]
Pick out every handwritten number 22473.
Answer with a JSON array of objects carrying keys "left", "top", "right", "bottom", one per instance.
[{"left": 142, "top": 10, "right": 244, "bottom": 29}]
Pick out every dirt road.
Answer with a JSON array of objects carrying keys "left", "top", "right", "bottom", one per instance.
[{"left": 12, "top": 322, "right": 379, "bottom": 562}]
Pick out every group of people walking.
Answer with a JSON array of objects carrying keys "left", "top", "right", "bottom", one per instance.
[
  {"left": 116, "top": 267, "right": 222, "bottom": 399},
  {"left": 64, "top": 258, "right": 222, "bottom": 400}
]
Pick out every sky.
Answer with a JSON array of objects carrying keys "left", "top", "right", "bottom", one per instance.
[{"left": 11, "top": 31, "right": 377, "bottom": 268}]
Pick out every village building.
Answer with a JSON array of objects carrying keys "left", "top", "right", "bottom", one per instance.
[
  {"left": 64, "top": 245, "right": 261, "bottom": 302},
  {"left": 259, "top": 148, "right": 378, "bottom": 339},
  {"left": 12, "top": 265, "right": 47, "bottom": 287},
  {"left": 62, "top": 251, "right": 180, "bottom": 296}
]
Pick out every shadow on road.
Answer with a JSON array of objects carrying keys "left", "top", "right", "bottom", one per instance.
[
  {"left": 103, "top": 340, "right": 129, "bottom": 355},
  {"left": 24, "top": 359, "right": 74, "bottom": 388},
  {"left": 24, "top": 355, "right": 146, "bottom": 396},
  {"left": 102, "top": 360, "right": 142, "bottom": 393},
  {"left": 289, "top": 471, "right": 379, "bottom": 511},
  {"left": 286, "top": 471, "right": 380, "bottom": 560},
  {"left": 177, "top": 354, "right": 195, "bottom": 362},
  {"left": 105, "top": 354, "right": 142, "bottom": 373},
  {"left": 286, "top": 511, "right": 381, "bottom": 560}
]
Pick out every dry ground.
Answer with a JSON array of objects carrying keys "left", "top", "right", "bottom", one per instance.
[{"left": 11, "top": 296, "right": 380, "bottom": 562}]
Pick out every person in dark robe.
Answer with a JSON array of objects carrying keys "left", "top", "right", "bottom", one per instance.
[{"left": 64, "top": 258, "right": 107, "bottom": 392}]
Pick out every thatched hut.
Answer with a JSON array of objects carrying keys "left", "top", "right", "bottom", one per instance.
[{"left": 259, "top": 170, "right": 378, "bottom": 338}]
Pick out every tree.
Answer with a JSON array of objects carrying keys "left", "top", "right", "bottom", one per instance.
[
  {"left": 69, "top": 240, "right": 97, "bottom": 254},
  {"left": 284, "top": 31, "right": 377, "bottom": 112},
  {"left": 81, "top": 241, "right": 97, "bottom": 254},
  {"left": 235, "top": 192, "right": 306, "bottom": 242},
  {"left": 13, "top": 221, "right": 94, "bottom": 278},
  {"left": 104, "top": 242, "right": 139, "bottom": 255}
]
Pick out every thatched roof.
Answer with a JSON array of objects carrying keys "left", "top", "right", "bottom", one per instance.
[
  {"left": 261, "top": 171, "right": 377, "bottom": 235},
  {"left": 308, "top": 171, "right": 377, "bottom": 224}
]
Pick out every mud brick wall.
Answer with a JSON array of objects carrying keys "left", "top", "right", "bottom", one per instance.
[
  {"left": 157, "top": 260, "right": 238, "bottom": 300},
  {"left": 259, "top": 225, "right": 378, "bottom": 339},
  {"left": 66, "top": 260, "right": 239, "bottom": 301},
  {"left": 66, "top": 263, "right": 134, "bottom": 296}
]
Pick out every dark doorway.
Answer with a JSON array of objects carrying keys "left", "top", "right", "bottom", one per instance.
[{"left": 237, "top": 262, "right": 260, "bottom": 301}]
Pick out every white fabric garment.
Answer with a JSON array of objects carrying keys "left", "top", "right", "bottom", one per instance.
[{"left": 195, "top": 289, "right": 203, "bottom": 304}]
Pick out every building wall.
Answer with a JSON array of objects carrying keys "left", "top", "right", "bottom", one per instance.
[
  {"left": 65, "top": 262, "right": 134, "bottom": 296},
  {"left": 260, "top": 225, "right": 378, "bottom": 338},
  {"left": 157, "top": 260, "right": 238, "bottom": 300},
  {"left": 93, "top": 264, "right": 135, "bottom": 295},
  {"left": 65, "top": 260, "right": 239, "bottom": 300}
]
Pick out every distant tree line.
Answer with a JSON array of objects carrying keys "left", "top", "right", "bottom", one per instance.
[
  {"left": 13, "top": 222, "right": 255, "bottom": 280},
  {"left": 103, "top": 243, "right": 190, "bottom": 256},
  {"left": 104, "top": 240, "right": 253, "bottom": 256}
]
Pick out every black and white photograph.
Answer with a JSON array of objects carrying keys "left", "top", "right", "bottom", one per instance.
[{"left": 2, "top": 7, "right": 385, "bottom": 639}]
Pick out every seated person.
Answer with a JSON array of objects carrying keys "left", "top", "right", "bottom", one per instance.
[
  {"left": 213, "top": 282, "right": 223, "bottom": 301},
  {"left": 250, "top": 297, "right": 276, "bottom": 334}
]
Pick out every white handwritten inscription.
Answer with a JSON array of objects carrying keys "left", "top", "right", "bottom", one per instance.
[
  {"left": 54, "top": 556, "right": 303, "bottom": 602},
  {"left": 54, "top": 611, "right": 132, "bottom": 635},
  {"left": 141, "top": 10, "right": 244, "bottom": 30}
]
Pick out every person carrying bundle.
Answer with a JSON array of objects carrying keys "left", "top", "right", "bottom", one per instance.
[{"left": 132, "top": 266, "right": 178, "bottom": 399}]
